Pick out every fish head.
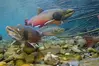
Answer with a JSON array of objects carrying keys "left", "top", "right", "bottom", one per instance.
[
  {"left": 62, "top": 9, "right": 75, "bottom": 19},
  {"left": 6, "top": 26, "right": 23, "bottom": 41}
]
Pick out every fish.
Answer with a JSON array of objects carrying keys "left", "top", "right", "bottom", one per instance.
[
  {"left": 25, "top": 8, "right": 75, "bottom": 28},
  {"left": 6, "top": 25, "right": 41, "bottom": 43},
  {"left": 83, "top": 36, "right": 99, "bottom": 47},
  {"left": 39, "top": 24, "right": 65, "bottom": 36},
  {"left": 6, "top": 24, "right": 65, "bottom": 46}
]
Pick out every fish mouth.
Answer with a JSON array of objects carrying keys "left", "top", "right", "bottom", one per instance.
[
  {"left": 6, "top": 26, "right": 22, "bottom": 40},
  {"left": 63, "top": 9, "right": 75, "bottom": 18},
  {"left": 65, "top": 9, "right": 75, "bottom": 14}
]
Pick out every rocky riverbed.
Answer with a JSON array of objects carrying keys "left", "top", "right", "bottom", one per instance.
[{"left": 0, "top": 36, "right": 99, "bottom": 66}]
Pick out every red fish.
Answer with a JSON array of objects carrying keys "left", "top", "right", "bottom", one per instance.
[
  {"left": 97, "top": 15, "right": 99, "bottom": 20},
  {"left": 25, "top": 8, "right": 74, "bottom": 28},
  {"left": 84, "top": 36, "right": 99, "bottom": 47}
]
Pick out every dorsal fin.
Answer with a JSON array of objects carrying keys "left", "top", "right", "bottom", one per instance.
[{"left": 37, "top": 7, "right": 44, "bottom": 14}]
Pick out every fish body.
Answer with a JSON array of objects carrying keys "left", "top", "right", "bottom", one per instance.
[
  {"left": 25, "top": 8, "right": 74, "bottom": 27},
  {"left": 6, "top": 25, "right": 65, "bottom": 43},
  {"left": 6, "top": 25, "right": 42, "bottom": 43},
  {"left": 84, "top": 36, "right": 99, "bottom": 47},
  {"left": 39, "top": 24, "right": 65, "bottom": 36}
]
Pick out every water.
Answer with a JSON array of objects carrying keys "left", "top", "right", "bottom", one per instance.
[
  {"left": 0, "top": 1, "right": 99, "bottom": 66},
  {"left": 0, "top": 0, "right": 99, "bottom": 39}
]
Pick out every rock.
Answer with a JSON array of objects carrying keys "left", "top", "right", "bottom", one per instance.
[
  {"left": 15, "top": 60, "right": 25, "bottom": 66},
  {"left": 59, "top": 54, "right": 75, "bottom": 61},
  {"left": 4, "top": 51, "right": 15, "bottom": 62},
  {"left": 60, "top": 56, "right": 69, "bottom": 61},
  {"left": 80, "top": 58, "right": 99, "bottom": 66},
  {"left": 24, "top": 51, "right": 44, "bottom": 63},
  {"left": 0, "top": 61, "right": 7, "bottom": 66},
  {"left": 71, "top": 45, "right": 81, "bottom": 53},
  {"left": 0, "top": 48, "right": 4, "bottom": 54},
  {"left": 25, "top": 53, "right": 34, "bottom": 63},
  {"left": 14, "top": 53, "right": 25, "bottom": 60},
  {"left": 75, "top": 36, "right": 86, "bottom": 47},
  {"left": 62, "top": 45, "right": 69, "bottom": 49},
  {"left": 0, "top": 54, "right": 4, "bottom": 61},
  {"left": 88, "top": 48, "right": 97, "bottom": 53},
  {"left": 61, "top": 61, "right": 79, "bottom": 66},
  {"left": 61, "top": 63, "right": 70, "bottom": 66},
  {"left": 39, "top": 46, "right": 45, "bottom": 50},
  {"left": 3, "top": 56, "right": 14, "bottom": 62},
  {"left": 33, "top": 64, "right": 51, "bottom": 66},
  {"left": 7, "top": 61, "right": 14, "bottom": 66},
  {"left": 4, "top": 45, "right": 19, "bottom": 59},
  {"left": 75, "top": 55, "right": 82, "bottom": 61},
  {"left": 41, "top": 46, "right": 61, "bottom": 55},
  {"left": 91, "top": 53, "right": 98, "bottom": 58},
  {"left": 44, "top": 52, "right": 60, "bottom": 65},
  {"left": 65, "top": 38, "right": 75, "bottom": 45},
  {"left": 33, "top": 52, "right": 44, "bottom": 63},
  {"left": 60, "top": 49, "right": 67, "bottom": 54},
  {"left": 23, "top": 46, "right": 35, "bottom": 54}
]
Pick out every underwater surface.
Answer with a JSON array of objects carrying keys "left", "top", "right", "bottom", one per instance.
[
  {"left": 0, "top": 0, "right": 99, "bottom": 66},
  {"left": 0, "top": 0, "right": 99, "bottom": 39}
]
